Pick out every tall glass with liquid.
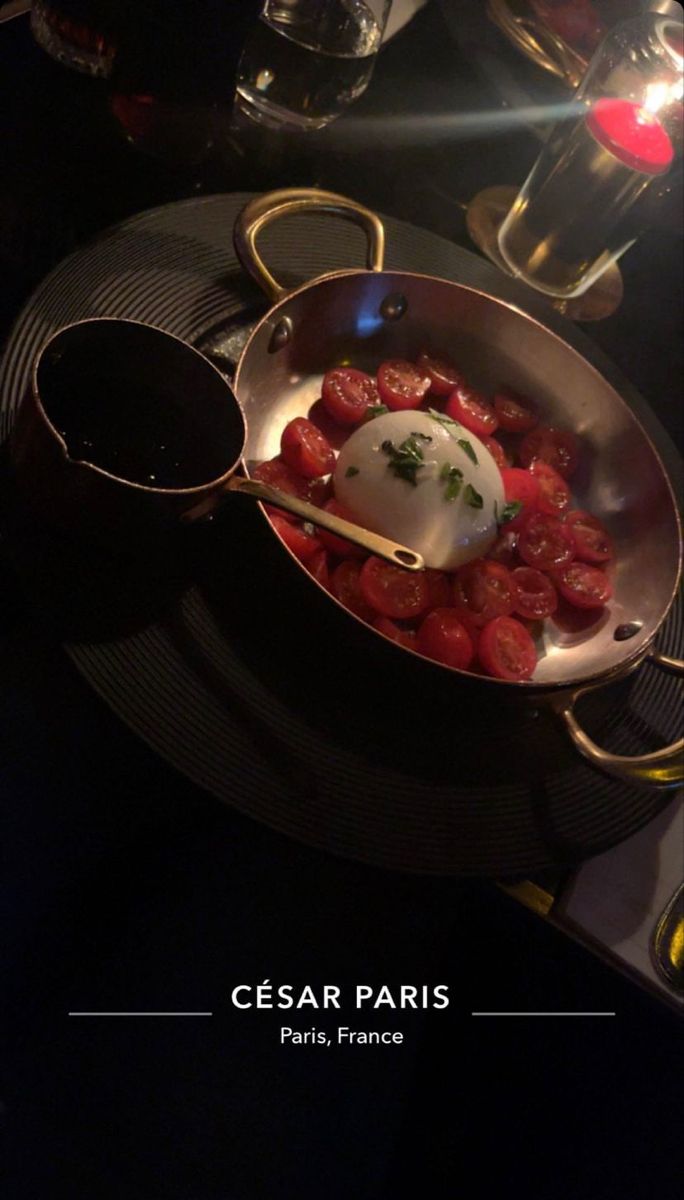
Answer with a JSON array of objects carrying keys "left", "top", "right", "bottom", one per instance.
[
  {"left": 234, "top": 0, "right": 393, "bottom": 131},
  {"left": 498, "top": 13, "right": 683, "bottom": 299}
]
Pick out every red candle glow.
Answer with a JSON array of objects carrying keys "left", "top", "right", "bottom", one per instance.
[{"left": 586, "top": 97, "right": 674, "bottom": 175}]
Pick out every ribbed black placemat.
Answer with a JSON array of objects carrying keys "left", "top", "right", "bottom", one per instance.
[{"left": 0, "top": 192, "right": 681, "bottom": 875}]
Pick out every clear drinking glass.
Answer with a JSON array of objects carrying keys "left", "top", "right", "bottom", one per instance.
[
  {"left": 497, "top": 12, "right": 683, "bottom": 299},
  {"left": 233, "top": 0, "right": 393, "bottom": 131}
]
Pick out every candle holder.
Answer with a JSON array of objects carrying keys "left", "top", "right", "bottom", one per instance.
[
  {"left": 466, "top": 184, "right": 624, "bottom": 321},
  {"left": 468, "top": 10, "right": 683, "bottom": 321}
]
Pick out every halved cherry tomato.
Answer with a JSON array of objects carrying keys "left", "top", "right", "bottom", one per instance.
[
  {"left": 451, "top": 609, "right": 482, "bottom": 659},
  {"left": 315, "top": 498, "right": 366, "bottom": 559},
  {"left": 321, "top": 367, "right": 380, "bottom": 426},
  {"left": 416, "top": 352, "right": 466, "bottom": 396},
  {"left": 252, "top": 456, "right": 328, "bottom": 522},
  {"left": 512, "top": 566, "right": 558, "bottom": 620},
  {"left": 478, "top": 616, "right": 537, "bottom": 681},
  {"left": 304, "top": 547, "right": 331, "bottom": 591},
  {"left": 452, "top": 558, "right": 516, "bottom": 627},
  {"left": 482, "top": 436, "right": 509, "bottom": 470},
  {"left": 417, "top": 609, "right": 474, "bottom": 671},
  {"left": 493, "top": 387, "right": 538, "bottom": 433},
  {"left": 445, "top": 383, "right": 499, "bottom": 437},
  {"left": 373, "top": 616, "right": 418, "bottom": 651},
  {"left": 565, "top": 510, "right": 613, "bottom": 563},
  {"left": 252, "top": 456, "right": 308, "bottom": 497},
  {"left": 423, "top": 569, "right": 452, "bottom": 612},
  {"left": 529, "top": 459, "right": 571, "bottom": 516},
  {"left": 518, "top": 512, "right": 576, "bottom": 571},
  {"left": 331, "top": 559, "right": 375, "bottom": 621},
  {"left": 268, "top": 513, "right": 322, "bottom": 563},
  {"left": 487, "top": 529, "right": 519, "bottom": 568},
  {"left": 376, "top": 359, "right": 432, "bottom": 411},
  {"left": 359, "top": 556, "right": 430, "bottom": 620},
  {"left": 309, "top": 476, "right": 333, "bottom": 507},
  {"left": 519, "top": 426, "right": 580, "bottom": 479},
  {"left": 553, "top": 562, "right": 612, "bottom": 609},
  {"left": 253, "top": 453, "right": 326, "bottom": 501},
  {"left": 500, "top": 467, "right": 540, "bottom": 531},
  {"left": 280, "top": 417, "right": 335, "bottom": 479}
]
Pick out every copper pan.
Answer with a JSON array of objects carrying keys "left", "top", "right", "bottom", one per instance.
[{"left": 232, "top": 188, "right": 684, "bottom": 790}]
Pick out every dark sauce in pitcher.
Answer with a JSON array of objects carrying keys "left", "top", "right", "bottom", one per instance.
[{"left": 43, "top": 360, "right": 233, "bottom": 490}]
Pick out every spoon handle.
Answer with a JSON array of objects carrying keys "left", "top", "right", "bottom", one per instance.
[{"left": 226, "top": 476, "right": 424, "bottom": 572}]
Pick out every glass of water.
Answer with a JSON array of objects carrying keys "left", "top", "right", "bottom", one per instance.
[{"left": 234, "top": 0, "right": 393, "bottom": 132}]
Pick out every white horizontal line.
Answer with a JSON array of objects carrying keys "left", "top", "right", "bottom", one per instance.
[
  {"left": 68, "top": 1012, "right": 213, "bottom": 1017},
  {"left": 471, "top": 1012, "right": 616, "bottom": 1017}
]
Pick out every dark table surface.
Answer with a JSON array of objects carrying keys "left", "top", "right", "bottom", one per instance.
[{"left": 1, "top": 4, "right": 683, "bottom": 1199}]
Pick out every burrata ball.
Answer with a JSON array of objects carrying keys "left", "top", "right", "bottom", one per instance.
[{"left": 334, "top": 409, "right": 504, "bottom": 570}]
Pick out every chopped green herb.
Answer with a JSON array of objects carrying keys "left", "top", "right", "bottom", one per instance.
[
  {"left": 445, "top": 475, "right": 464, "bottom": 502},
  {"left": 464, "top": 483, "right": 484, "bottom": 510},
  {"left": 345, "top": 466, "right": 360, "bottom": 478},
  {"left": 381, "top": 435, "right": 428, "bottom": 486},
  {"left": 365, "top": 403, "right": 389, "bottom": 420},
  {"left": 497, "top": 499, "right": 523, "bottom": 524},
  {"left": 457, "top": 438, "right": 478, "bottom": 466},
  {"left": 439, "top": 461, "right": 464, "bottom": 502}
]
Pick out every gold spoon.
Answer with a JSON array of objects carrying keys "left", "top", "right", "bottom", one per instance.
[
  {"left": 182, "top": 474, "right": 425, "bottom": 572},
  {"left": 224, "top": 476, "right": 424, "bottom": 571}
]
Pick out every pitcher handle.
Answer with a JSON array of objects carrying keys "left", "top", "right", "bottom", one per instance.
[{"left": 233, "top": 188, "right": 386, "bottom": 305}]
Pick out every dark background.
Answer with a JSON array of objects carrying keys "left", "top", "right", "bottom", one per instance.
[{"left": 1, "top": 3, "right": 683, "bottom": 1198}]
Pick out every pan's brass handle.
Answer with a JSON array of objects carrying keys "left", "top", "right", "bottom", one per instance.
[
  {"left": 552, "top": 652, "right": 684, "bottom": 789},
  {"left": 233, "top": 188, "right": 386, "bottom": 305},
  {"left": 515, "top": 16, "right": 585, "bottom": 88},
  {"left": 649, "top": 647, "right": 684, "bottom": 676},
  {"left": 227, "top": 476, "right": 423, "bottom": 571},
  {"left": 487, "top": 0, "right": 584, "bottom": 89}
]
